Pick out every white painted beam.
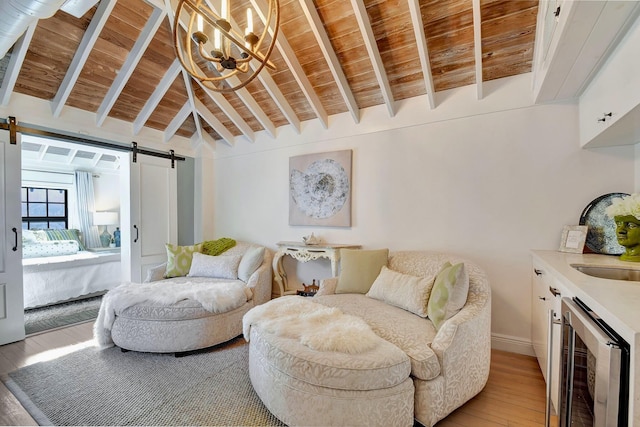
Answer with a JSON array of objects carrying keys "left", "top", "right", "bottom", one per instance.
[
  {"left": 195, "top": 79, "right": 255, "bottom": 143},
  {"left": 250, "top": 0, "right": 329, "bottom": 128},
  {"left": 52, "top": 0, "right": 117, "bottom": 117},
  {"left": 350, "top": 0, "right": 396, "bottom": 117},
  {"left": 164, "top": 101, "right": 191, "bottom": 143},
  {"left": 133, "top": 59, "right": 182, "bottom": 135},
  {"left": 472, "top": 0, "right": 483, "bottom": 100},
  {"left": 256, "top": 64, "right": 301, "bottom": 134},
  {"left": 298, "top": 0, "right": 360, "bottom": 123},
  {"left": 96, "top": 6, "right": 166, "bottom": 126},
  {"left": 0, "top": 23, "right": 36, "bottom": 106},
  {"left": 407, "top": 0, "right": 436, "bottom": 109},
  {"left": 195, "top": 97, "right": 235, "bottom": 146}
]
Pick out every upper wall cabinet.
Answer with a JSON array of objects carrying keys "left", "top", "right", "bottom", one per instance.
[
  {"left": 579, "top": 13, "right": 640, "bottom": 148},
  {"left": 532, "top": 1, "right": 640, "bottom": 103}
]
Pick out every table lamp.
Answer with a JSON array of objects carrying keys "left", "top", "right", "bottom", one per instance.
[{"left": 94, "top": 211, "right": 119, "bottom": 248}]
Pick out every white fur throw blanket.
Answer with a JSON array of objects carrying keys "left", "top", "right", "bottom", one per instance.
[
  {"left": 243, "top": 296, "right": 381, "bottom": 354},
  {"left": 95, "top": 280, "right": 250, "bottom": 348}
]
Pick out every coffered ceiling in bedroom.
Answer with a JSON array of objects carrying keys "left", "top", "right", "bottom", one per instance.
[{"left": 0, "top": 0, "right": 538, "bottom": 149}]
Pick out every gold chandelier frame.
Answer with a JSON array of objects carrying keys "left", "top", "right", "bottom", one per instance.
[{"left": 173, "top": 0, "right": 279, "bottom": 92}]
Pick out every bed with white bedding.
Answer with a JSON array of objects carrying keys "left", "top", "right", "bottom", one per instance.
[{"left": 23, "top": 250, "right": 121, "bottom": 309}]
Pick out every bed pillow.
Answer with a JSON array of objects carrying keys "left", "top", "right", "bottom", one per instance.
[
  {"left": 335, "top": 248, "right": 389, "bottom": 294},
  {"left": 188, "top": 252, "right": 242, "bottom": 279},
  {"left": 238, "top": 246, "right": 265, "bottom": 282},
  {"left": 366, "top": 266, "right": 435, "bottom": 317},
  {"left": 165, "top": 243, "right": 203, "bottom": 278},
  {"left": 201, "top": 237, "right": 236, "bottom": 256},
  {"left": 22, "top": 229, "right": 39, "bottom": 244},
  {"left": 427, "top": 262, "right": 469, "bottom": 330},
  {"left": 42, "top": 228, "right": 87, "bottom": 251}
]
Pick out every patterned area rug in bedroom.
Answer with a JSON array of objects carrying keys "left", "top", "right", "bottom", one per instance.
[{"left": 24, "top": 296, "right": 102, "bottom": 335}]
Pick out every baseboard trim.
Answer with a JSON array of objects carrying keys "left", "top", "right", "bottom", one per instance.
[{"left": 491, "top": 333, "right": 535, "bottom": 356}]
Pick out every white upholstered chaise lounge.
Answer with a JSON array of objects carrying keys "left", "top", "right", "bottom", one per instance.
[
  {"left": 95, "top": 242, "right": 273, "bottom": 354},
  {"left": 245, "top": 250, "right": 491, "bottom": 427}
]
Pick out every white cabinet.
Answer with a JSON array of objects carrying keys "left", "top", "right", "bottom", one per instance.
[
  {"left": 579, "top": 11, "right": 640, "bottom": 147},
  {"left": 533, "top": 1, "right": 640, "bottom": 103},
  {"left": 531, "top": 259, "right": 565, "bottom": 416}
]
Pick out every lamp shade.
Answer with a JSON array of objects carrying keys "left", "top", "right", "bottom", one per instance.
[{"left": 93, "top": 211, "right": 119, "bottom": 226}]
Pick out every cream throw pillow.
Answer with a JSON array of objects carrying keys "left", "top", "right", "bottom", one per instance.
[
  {"left": 188, "top": 252, "right": 242, "bottom": 279},
  {"left": 335, "top": 248, "right": 389, "bottom": 294},
  {"left": 238, "top": 246, "right": 265, "bottom": 282},
  {"left": 427, "top": 262, "right": 469, "bottom": 330},
  {"left": 165, "top": 243, "right": 203, "bottom": 278},
  {"left": 366, "top": 266, "right": 435, "bottom": 317}
]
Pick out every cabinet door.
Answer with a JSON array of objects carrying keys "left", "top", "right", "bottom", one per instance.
[
  {"left": 0, "top": 131, "right": 24, "bottom": 345},
  {"left": 120, "top": 154, "right": 177, "bottom": 283}
]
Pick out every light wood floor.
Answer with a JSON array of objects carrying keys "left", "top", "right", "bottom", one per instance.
[{"left": 0, "top": 322, "right": 556, "bottom": 426}]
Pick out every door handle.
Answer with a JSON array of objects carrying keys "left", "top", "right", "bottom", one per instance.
[
  {"left": 12, "top": 227, "right": 18, "bottom": 251},
  {"left": 534, "top": 269, "right": 543, "bottom": 276},
  {"left": 133, "top": 224, "right": 139, "bottom": 243}
]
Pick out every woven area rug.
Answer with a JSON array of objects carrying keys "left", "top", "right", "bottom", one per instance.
[
  {"left": 24, "top": 296, "right": 103, "bottom": 335},
  {"left": 3, "top": 339, "right": 285, "bottom": 426}
]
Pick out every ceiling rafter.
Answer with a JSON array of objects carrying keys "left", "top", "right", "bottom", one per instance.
[
  {"left": 249, "top": 0, "right": 329, "bottom": 129},
  {"left": 163, "top": 0, "right": 206, "bottom": 147},
  {"left": 0, "top": 23, "right": 37, "bottom": 106},
  {"left": 96, "top": 4, "right": 166, "bottom": 126},
  {"left": 407, "top": 0, "right": 435, "bottom": 109},
  {"left": 350, "top": 0, "right": 395, "bottom": 117},
  {"left": 257, "top": 67, "right": 300, "bottom": 133},
  {"left": 195, "top": 79, "right": 255, "bottom": 142},
  {"left": 298, "top": 0, "right": 360, "bottom": 124},
  {"left": 133, "top": 59, "right": 182, "bottom": 135},
  {"left": 164, "top": 100, "right": 192, "bottom": 143},
  {"left": 66, "top": 148, "right": 78, "bottom": 164},
  {"left": 52, "top": 0, "right": 117, "bottom": 118},
  {"left": 195, "top": 97, "right": 235, "bottom": 146},
  {"left": 472, "top": 0, "right": 484, "bottom": 100}
]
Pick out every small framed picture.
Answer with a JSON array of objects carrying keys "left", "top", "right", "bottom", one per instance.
[{"left": 559, "top": 225, "right": 588, "bottom": 253}]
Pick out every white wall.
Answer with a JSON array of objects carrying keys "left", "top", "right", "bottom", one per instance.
[{"left": 212, "top": 75, "right": 635, "bottom": 354}]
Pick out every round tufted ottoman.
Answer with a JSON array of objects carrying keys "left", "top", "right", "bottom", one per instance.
[{"left": 248, "top": 325, "right": 415, "bottom": 427}]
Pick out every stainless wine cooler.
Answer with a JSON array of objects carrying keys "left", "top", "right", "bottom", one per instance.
[{"left": 559, "top": 297, "right": 630, "bottom": 426}]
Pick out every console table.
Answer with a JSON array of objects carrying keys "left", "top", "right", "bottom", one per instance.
[{"left": 272, "top": 241, "right": 361, "bottom": 298}]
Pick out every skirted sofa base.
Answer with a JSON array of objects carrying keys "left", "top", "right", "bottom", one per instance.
[{"left": 101, "top": 242, "right": 273, "bottom": 354}]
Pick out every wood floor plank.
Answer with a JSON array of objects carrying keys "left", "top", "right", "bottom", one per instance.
[{"left": 1, "top": 326, "right": 552, "bottom": 426}]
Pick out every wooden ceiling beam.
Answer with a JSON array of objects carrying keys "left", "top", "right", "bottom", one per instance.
[
  {"left": 407, "top": 0, "right": 435, "bottom": 109},
  {"left": 0, "top": 23, "right": 37, "bottom": 106},
  {"left": 133, "top": 58, "right": 182, "bottom": 135},
  {"left": 96, "top": 4, "right": 166, "bottom": 126},
  {"left": 472, "top": 0, "right": 483, "bottom": 100},
  {"left": 164, "top": 100, "right": 191, "bottom": 143},
  {"left": 350, "top": 0, "right": 396, "bottom": 117},
  {"left": 52, "top": 0, "right": 117, "bottom": 118},
  {"left": 181, "top": 71, "right": 206, "bottom": 148},
  {"left": 250, "top": 0, "right": 329, "bottom": 129},
  {"left": 256, "top": 68, "right": 301, "bottom": 134},
  {"left": 298, "top": 0, "right": 360, "bottom": 123},
  {"left": 194, "top": 97, "right": 235, "bottom": 147}
]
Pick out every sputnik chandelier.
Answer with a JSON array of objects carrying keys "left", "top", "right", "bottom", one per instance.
[{"left": 173, "top": 0, "right": 279, "bottom": 92}]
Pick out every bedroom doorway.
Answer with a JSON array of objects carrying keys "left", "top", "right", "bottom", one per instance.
[{"left": 20, "top": 134, "right": 124, "bottom": 335}]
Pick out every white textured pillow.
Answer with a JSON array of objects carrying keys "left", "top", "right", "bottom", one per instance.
[
  {"left": 188, "top": 252, "right": 242, "bottom": 279},
  {"left": 238, "top": 246, "right": 265, "bottom": 282},
  {"left": 144, "top": 262, "right": 167, "bottom": 283},
  {"left": 366, "top": 266, "right": 435, "bottom": 317}
]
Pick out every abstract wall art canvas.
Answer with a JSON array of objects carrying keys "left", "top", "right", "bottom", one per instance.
[{"left": 289, "top": 149, "right": 352, "bottom": 227}]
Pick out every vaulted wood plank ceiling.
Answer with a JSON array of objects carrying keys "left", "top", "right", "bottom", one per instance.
[{"left": 0, "top": 0, "right": 538, "bottom": 149}]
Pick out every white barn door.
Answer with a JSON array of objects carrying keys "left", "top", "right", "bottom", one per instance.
[
  {"left": 121, "top": 153, "right": 177, "bottom": 283},
  {"left": 0, "top": 132, "right": 24, "bottom": 345}
]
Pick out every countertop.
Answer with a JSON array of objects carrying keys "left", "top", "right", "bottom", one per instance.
[{"left": 531, "top": 250, "right": 640, "bottom": 343}]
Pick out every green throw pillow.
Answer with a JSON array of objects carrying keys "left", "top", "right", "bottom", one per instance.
[
  {"left": 42, "top": 228, "right": 87, "bottom": 251},
  {"left": 335, "top": 248, "right": 389, "bottom": 294},
  {"left": 201, "top": 238, "right": 236, "bottom": 256},
  {"left": 165, "top": 243, "right": 203, "bottom": 278},
  {"left": 427, "top": 262, "right": 469, "bottom": 330}
]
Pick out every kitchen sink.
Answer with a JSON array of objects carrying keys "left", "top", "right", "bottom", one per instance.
[{"left": 571, "top": 264, "right": 640, "bottom": 281}]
